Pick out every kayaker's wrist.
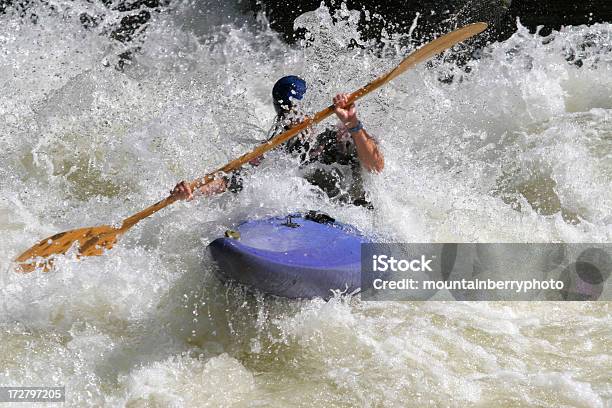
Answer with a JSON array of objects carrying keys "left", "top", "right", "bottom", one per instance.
[
  {"left": 345, "top": 117, "right": 359, "bottom": 129},
  {"left": 347, "top": 120, "right": 363, "bottom": 134}
]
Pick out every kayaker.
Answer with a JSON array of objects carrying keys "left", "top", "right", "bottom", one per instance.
[{"left": 172, "top": 75, "right": 384, "bottom": 207}]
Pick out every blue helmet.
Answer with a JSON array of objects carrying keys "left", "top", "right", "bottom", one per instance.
[{"left": 272, "top": 75, "right": 307, "bottom": 115}]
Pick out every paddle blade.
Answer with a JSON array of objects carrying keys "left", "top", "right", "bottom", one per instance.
[
  {"left": 14, "top": 225, "right": 121, "bottom": 273},
  {"left": 387, "top": 22, "right": 488, "bottom": 82}
]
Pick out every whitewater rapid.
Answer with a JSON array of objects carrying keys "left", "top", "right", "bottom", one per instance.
[{"left": 0, "top": 1, "right": 610, "bottom": 406}]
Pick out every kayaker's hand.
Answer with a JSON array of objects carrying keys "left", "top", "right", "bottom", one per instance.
[
  {"left": 200, "top": 177, "right": 228, "bottom": 196},
  {"left": 333, "top": 93, "right": 359, "bottom": 128},
  {"left": 249, "top": 156, "right": 263, "bottom": 166},
  {"left": 171, "top": 181, "right": 193, "bottom": 201}
]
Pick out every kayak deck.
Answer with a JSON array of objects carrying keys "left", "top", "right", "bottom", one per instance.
[{"left": 208, "top": 213, "right": 369, "bottom": 299}]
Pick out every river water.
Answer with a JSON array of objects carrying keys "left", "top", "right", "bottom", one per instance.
[{"left": 0, "top": 1, "right": 610, "bottom": 406}]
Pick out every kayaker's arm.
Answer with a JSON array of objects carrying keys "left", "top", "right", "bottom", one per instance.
[
  {"left": 349, "top": 127, "right": 384, "bottom": 173},
  {"left": 333, "top": 93, "right": 384, "bottom": 173}
]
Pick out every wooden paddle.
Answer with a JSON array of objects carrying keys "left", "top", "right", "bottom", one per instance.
[{"left": 14, "top": 22, "right": 487, "bottom": 273}]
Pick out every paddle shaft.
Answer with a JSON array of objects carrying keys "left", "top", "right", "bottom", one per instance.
[{"left": 14, "top": 22, "right": 488, "bottom": 272}]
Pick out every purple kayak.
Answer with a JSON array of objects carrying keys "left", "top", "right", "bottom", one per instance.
[{"left": 208, "top": 213, "right": 369, "bottom": 299}]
